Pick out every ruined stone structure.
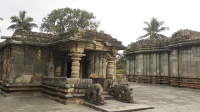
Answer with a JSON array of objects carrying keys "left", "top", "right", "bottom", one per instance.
[
  {"left": 125, "top": 29, "right": 200, "bottom": 88},
  {"left": 0, "top": 28, "right": 126, "bottom": 102}
]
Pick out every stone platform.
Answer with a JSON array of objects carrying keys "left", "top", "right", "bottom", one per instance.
[{"left": 83, "top": 99, "right": 154, "bottom": 112}]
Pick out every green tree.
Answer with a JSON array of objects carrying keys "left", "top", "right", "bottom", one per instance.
[
  {"left": 40, "top": 7, "right": 100, "bottom": 34},
  {"left": 116, "top": 53, "right": 126, "bottom": 69},
  {"left": 137, "top": 17, "right": 169, "bottom": 40},
  {"left": 116, "top": 53, "right": 126, "bottom": 74},
  {"left": 7, "top": 10, "right": 38, "bottom": 31}
]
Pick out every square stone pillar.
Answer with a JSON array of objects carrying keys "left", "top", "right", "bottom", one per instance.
[{"left": 68, "top": 53, "right": 85, "bottom": 78}]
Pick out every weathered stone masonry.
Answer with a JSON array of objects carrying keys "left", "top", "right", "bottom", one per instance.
[
  {"left": 0, "top": 28, "right": 126, "bottom": 98},
  {"left": 125, "top": 29, "right": 200, "bottom": 88}
]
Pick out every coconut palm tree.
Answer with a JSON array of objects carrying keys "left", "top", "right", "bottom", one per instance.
[
  {"left": 7, "top": 10, "right": 38, "bottom": 31},
  {"left": 137, "top": 17, "right": 169, "bottom": 40}
]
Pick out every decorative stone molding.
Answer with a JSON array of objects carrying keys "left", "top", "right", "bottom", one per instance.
[{"left": 68, "top": 53, "right": 86, "bottom": 78}]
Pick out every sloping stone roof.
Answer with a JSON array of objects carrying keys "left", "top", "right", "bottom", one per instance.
[
  {"left": 126, "top": 29, "right": 200, "bottom": 54},
  {"left": 0, "top": 28, "right": 125, "bottom": 50}
]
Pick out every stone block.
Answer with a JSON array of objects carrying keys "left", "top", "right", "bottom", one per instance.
[
  {"left": 10, "top": 58, "right": 24, "bottom": 64},
  {"left": 13, "top": 74, "right": 23, "bottom": 83},
  {"left": 25, "top": 59, "right": 34, "bottom": 65},
  {"left": 25, "top": 65, "right": 33, "bottom": 75},
  {"left": 11, "top": 51, "right": 24, "bottom": 57},
  {"left": 33, "top": 63, "right": 47, "bottom": 75},
  {"left": 11, "top": 64, "right": 24, "bottom": 74},
  {"left": 23, "top": 75, "right": 33, "bottom": 83}
]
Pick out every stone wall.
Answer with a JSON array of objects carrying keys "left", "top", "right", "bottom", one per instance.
[
  {"left": 126, "top": 46, "right": 200, "bottom": 78},
  {"left": 6, "top": 44, "right": 51, "bottom": 83},
  {"left": 87, "top": 53, "right": 108, "bottom": 78},
  {"left": 0, "top": 45, "right": 10, "bottom": 83},
  {"left": 126, "top": 29, "right": 200, "bottom": 79}
]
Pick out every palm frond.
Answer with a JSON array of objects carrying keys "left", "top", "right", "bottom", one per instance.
[
  {"left": 139, "top": 17, "right": 169, "bottom": 40},
  {"left": 158, "top": 27, "right": 169, "bottom": 32},
  {"left": 158, "top": 21, "right": 164, "bottom": 27},
  {"left": 144, "top": 22, "right": 151, "bottom": 28},
  {"left": 19, "top": 10, "right": 26, "bottom": 22},
  {"left": 7, "top": 24, "right": 20, "bottom": 30},
  {"left": 10, "top": 16, "right": 21, "bottom": 23},
  {"left": 137, "top": 33, "right": 150, "bottom": 40},
  {"left": 8, "top": 10, "right": 37, "bottom": 31},
  {"left": 156, "top": 34, "right": 168, "bottom": 38},
  {"left": 24, "top": 17, "right": 34, "bottom": 23},
  {"left": 25, "top": 23, "right": 38, "bottom": 29},
  {"left": 143, "top": 27, "right": 150, "bottom": 33}
]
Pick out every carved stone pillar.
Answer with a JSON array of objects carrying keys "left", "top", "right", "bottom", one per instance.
[
  {"left": 47, "top": 60, "right": 54, "bottom": 76},
  {"left": 69, "top": 53, "right": 85, "bottom": 78},
  {"left": 106, "top": 57, "right": 117, "bottom": 79},
  {"left": 55, "top": 63, "right": 61, "bottom": 77}
]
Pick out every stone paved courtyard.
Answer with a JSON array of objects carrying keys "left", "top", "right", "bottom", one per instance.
[
  {"left": 1, "top": 83, "right": 200, "bottom": 112},
  {"left": 131, "top": 83, "right": 200, "bottom": 112}
]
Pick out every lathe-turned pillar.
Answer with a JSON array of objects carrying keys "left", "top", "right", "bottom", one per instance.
[
  {"left": 106, "top": 57, "right": 117, "bottom": 79},
  {"left": 68, "top": 53, "right": 85, "bottom": 78}
]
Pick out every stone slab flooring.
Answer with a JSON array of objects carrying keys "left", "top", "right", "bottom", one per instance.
[
  {"left": 130, "top": 83, "right": 200, "bottom": 112},
  {"left": 0, "top": 83, "right": 200, "bottom": 112},
  {"left": 0, "top": 95, "right": 98, "bottom": 112},
  {"left": 83, "top": 100, "right": 153, "bottom": 112}
]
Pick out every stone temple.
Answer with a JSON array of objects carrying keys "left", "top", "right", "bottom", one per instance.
[
  {"left": 0, "top": 28, "right": 137, "bottom": 107},
  {"left": 125, "top": 29, "right": 200, "bottom": 89},
  {"left": 0, "top": 28, "right": 125, "bottom": 82}
]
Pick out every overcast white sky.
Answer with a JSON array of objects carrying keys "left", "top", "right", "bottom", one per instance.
[{"left": 1, "top": 0, "right": 200, "bottom": 46}]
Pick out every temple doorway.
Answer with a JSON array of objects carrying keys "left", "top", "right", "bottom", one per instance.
[
  {"left": 66, "top": 61, "right": 72, "bottom": 78},
  {"left": 62, "top": 55, "right": 72, "bottom": 78}
]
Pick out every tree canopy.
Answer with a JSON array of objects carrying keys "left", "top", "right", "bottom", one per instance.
[
  {"left": 40, "top": 7, "right": 100, "bottom": 34},
  {"left": 137, "top": 17, "right": 169, "bottom": 40},
  {"left": 116, "top": 53, "right": 126, "bottom": 74},
  {"left": 7, "top": 10, "right": 38, "bottom": 31},
  {"left": 116, "top": 53, "right": 126, "bottom": 70}
]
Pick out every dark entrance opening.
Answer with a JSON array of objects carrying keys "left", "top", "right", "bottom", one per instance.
[
  {"left": 62, "top": 53, "right": 72, "bottom": 78},
  {"left": 80, "top": 56, "right": 88, "bottom": 78},
  {"left": 67, "top": 61, "right": 72, "bottom": 78}
]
